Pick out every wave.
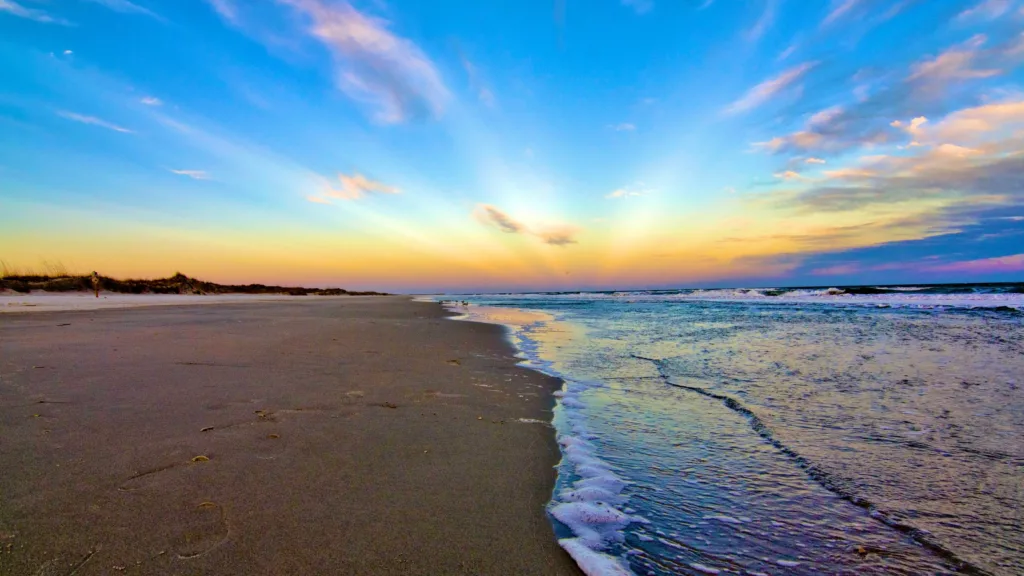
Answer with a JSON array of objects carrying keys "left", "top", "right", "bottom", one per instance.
[
  {"left": 445, "top": 306, "right": 643, "bottom": 576},
  {"left": 630, "top": 353, "right": 995, "bottom": 576},
  {"left": 440, "top": 298, "right": 1011, "bottom": 575},
  {"left": 448, "top": 284, "right": 1024, "bottom": 311}
]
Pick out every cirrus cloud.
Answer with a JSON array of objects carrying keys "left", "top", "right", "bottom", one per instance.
[
  {"left": 306, "top": 194, "right": 332, "bottom": 205},
  {"left": 955, "top": 0, "right": 1012, "bottom": 22},
  {"left": 923, "top": 252, "right": 1024, "bottom": 274},
  {"left": 606, "top": 185, "right": 648, "bottom": 199},
  {"left": 621, "top": 0, "right": 654, "bottom": 15},
  {"left": 169, "top": 169, "right": 210, "bottom": 180},
  {"left": 609, "top": 122, "right": 636, "bottom": 131},
  {"left": 908, "top": 34, "right": 1001, "bottom": 83},
  {"left": 725, "top": 61, "right": 817, "bottom": 115},
  {"left": 85, "top": 0, "right": 163, "bottom": 20},
  {"left": 281, "top": 0, "right": 449, "bottom": 124},
  {"left": 0, "top": 0, "right": 72, "bottom": 25},
  {"left": 752, "top": 35, "right": 1024, "bottom": 162},
  {"left": 324, "top": 172, "right": 400, "bottom": 201},
  {"left": 204, "top": 0, "right": 238, "bottom": 23},
  {"left": 472, "top": 204, "right": 580, "bottom": 246},
  {"left": 57, "top": 111, "right": 132, "bottom": 133}
]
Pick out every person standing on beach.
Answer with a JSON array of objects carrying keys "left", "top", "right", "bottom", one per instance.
[{"left": 91, "top": 271, "right": 100, "bottom": 298}]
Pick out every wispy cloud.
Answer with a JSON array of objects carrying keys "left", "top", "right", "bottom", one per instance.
[
  {"left": 923, "top": 253, "right": 1024, "bottom": 273},
  {"left": 777, "top": 42, "right": 798, "bottom": 61},
  {"left": 57, "top": 111, "right": 132, "bottom": 133},
  {"left": 477, "top": 87, "right": 495, "bottom": 107},
  {"left": 821, "top": 0, "right": 861, "bottom": 27},
  {"left": 927, "top": 99, "right": 1024, "bottom": 143},
  {"left": 0, "top": 0, "right": 72, "bottom": 25},
  {"left": 752, "top": 33, "right": 1024, "bottom": 160},
  {"left": 606, "top": 185, "right": 648, "bottom": 199},
  {"left": 281, "top": 0, "right": 449, "bottom": 123},
  {"left": 756, "top": 129, "right": 1024, "bottom": 218},
  {"left": 314, "top": 172, "right": 400, "bottom": 201},
  {"left": 746, "top": 0, "right": 776, "bottom": 42},
  {"left": 140, "top": 96, "right": 163, "bottom": 106},
  {"left": 609, "top": 122, "right": 636, "bottom": 131},
  {"left": 955, "top": 0, "right": 1012, "bottom": 22},
  {"left": 306, "top": 194, "right": 332, "bottom": 205},
  {"left": 85, "top": 0, "right": 162, "bottom": 20},
  {"left": 622, "top": 0, "right": 654, "bottom": 15},
  {"left": 459, "top": 52, "right": 497, "bottom": 107},
  {"left": 169, "top": 169, "right": 210, "bottom": 180},
  {"left": 725, "top": 61, "right": 816, "bottom": 115},
  {"left": 806, "top": 157, "right": 826, "bottom": 164},
  {"left": 205, "top": 0, "right": 238, "bottom": 24},
  {"left": 908, "top": 34, "right": 1001, "bottom": 83},
  {"left": 810, "top": 263, "right": 861, "bottom": 276},
  {"left": 821, "top": 166, "right": 879, "bottom": 179},
  {"left": 753, "top": 128, "right": 843, "bottom": 155},
  {"left": 473, "top": 204, "right": 580, "bottom": 246},
  {"left": 773, "top": 170, "right": 806, "bottom": 181}
]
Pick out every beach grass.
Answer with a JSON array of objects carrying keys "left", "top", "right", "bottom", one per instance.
[{"left": 0, "top": 261, "right": 384, "bottom": 296}]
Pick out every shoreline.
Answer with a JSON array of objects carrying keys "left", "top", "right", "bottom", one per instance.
[
  {"left": 0, "top": 296, "right": 581, "bottom": 575},
  {"left": 445, "top": 294, "right": 1019, "bottom": 576},
  {"left": 446, "top": 303, "right": 640, "bottom": 575}
]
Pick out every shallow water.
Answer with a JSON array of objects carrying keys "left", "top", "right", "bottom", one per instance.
[{"left": 444, "top": 291, "right": 1024, "bottom": 576}]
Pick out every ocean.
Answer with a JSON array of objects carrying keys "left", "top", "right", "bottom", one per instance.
[{"left": 439, "top": 284, "right": 1024, "bottom": 576}]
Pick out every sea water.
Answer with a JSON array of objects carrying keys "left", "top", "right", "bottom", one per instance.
[{"left": 441, "top": 284, "right": 1024, "bottom": 576}]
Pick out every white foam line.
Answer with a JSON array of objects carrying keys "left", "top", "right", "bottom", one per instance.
[
  {"left": 454, "top": 290, "right": 1024, "bottom": 311},
  {"left": 429, "top": 296, "right": 643, "bottom": 575}
]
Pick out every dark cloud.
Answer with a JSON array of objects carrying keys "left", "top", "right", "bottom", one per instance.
[
  {"left": 536, "top": 227, "right": 579, "bottom": 246},
  {"left": 784, "top": 209, "right": 1024, "bottom": 283},
  {"left": 756, "top": 153, "right": 1024, "bottom": 215},
  {"left": 472, "top": 204, "right": 580, "bottom": 246},
  {"left": 473, "top": 204, "right": 525, "bottom": 234}
]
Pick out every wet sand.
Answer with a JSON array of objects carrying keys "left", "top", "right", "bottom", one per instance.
[{"left": 0, "top": 297, "right": 580, "bottom": 575}]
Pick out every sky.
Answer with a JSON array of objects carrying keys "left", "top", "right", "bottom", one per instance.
[{"left": 1, "top": 0, "right": 1024, "bottom": 292}]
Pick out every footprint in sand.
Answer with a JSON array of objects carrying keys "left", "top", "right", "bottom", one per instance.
[
  {"left": 118, "top": 463, "right": 183, "bottom": 492},
  {"left": 118, "top": 453, "right": 216, "bottom": 492},
  {"left": 342, "top": 391, "right": 365, "bottom": 404},
  {"left": 252, "top": 431, "right": 286, "bottom": 460},
  {"left": 31, "top": 549, "right": 95, "bottom": 576},
  {"left": 171, "top": 502, "right": 229, "bottom": 559},
  {"left": 421, "top": 390, "right": 466, "bottom": 401}
]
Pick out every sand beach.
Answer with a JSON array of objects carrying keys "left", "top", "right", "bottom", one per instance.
[{"left": 0, "top": 295, "right": 580, "bottom": 575}]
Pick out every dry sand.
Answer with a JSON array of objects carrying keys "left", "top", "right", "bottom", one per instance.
[
  {"left": 0, "top": 296, "right": 581, "bottom": 575},
  {"left": 1, "top": 292, "right": 327, "bottom": 314}
]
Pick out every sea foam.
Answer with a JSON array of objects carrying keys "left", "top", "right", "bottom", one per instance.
[
  {"left": 559, "top": 538, "right": 635, "bottom": 576},
  {"left": 441, "top": 300, "right": 645, "bottom": 575}
]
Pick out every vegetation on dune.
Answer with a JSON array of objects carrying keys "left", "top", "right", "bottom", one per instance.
[{"left": 0, "top": 261, "right": 385, "bottom": 296}]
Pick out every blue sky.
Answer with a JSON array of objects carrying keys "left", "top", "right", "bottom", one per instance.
[{"left": 2, "top": 0, "right": 1023, "bottom": 291}]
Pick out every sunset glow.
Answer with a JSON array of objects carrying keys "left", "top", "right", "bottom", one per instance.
[{"left": 3, "top": 0, "right": 1023, "bottom": 291}]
